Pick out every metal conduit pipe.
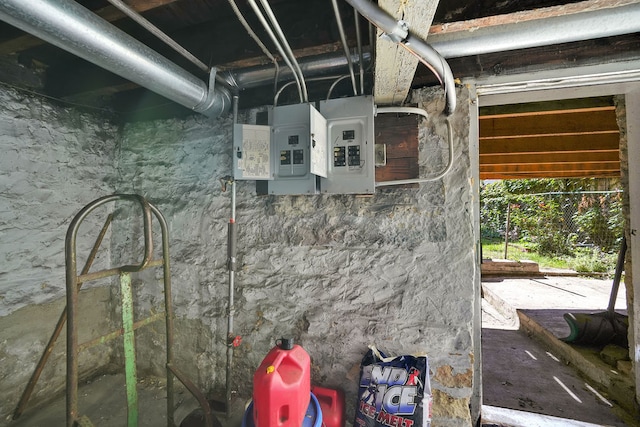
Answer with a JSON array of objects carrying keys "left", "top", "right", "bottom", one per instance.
[
  {"left": 331, "top": 0, "right": 358, "bottom": 96},
  {"left": 429, "top": 3, "right": 640, "bottom": 59},
  {"left": 257, "top": 0, "right": 309, "bottom": 102},
  {"left": 226, "top": 0, "right": 280, "bottom": 94},
  {"left": 274, "top": 75, "right": 345, "bottom": 106},
  {"left": 246, "top": 0, "right": 304, "bottom": 102},
  {"left": 0, "top": 0, "right": 231, "bottom": 118},
  {"left": 354, "top": 10, "right": 365, "bottom": 95},
  {"left": 345, "top": 0, "right": 456, "bottom": 116}
]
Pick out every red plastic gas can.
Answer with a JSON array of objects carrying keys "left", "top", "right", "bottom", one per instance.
[
  {"left": 310, "top": 386, "right": 345, "bottom": 427},
  {"left": 253, "top": 338, "right": 311, "bottom": 427}
]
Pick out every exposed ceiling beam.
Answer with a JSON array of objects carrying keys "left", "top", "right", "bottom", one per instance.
[
  {"left": 481, "top": 170, "right": 621, "bottom": 179},
  {"left": 0, "top": 0, "right": 180, "bottom": 55},
  {"left": 480, "top": 108, "right": 618, "bottom": 137},
  {"left": 429, "top": 0, "right": 640, "bottom": 37},
  {"left": 481, "top": 161, "right": 620, "bottom": 172},
  {"left": 373, "top": 0, "right": 438, "bottom": 105},
  {"left": 479, "top": 103, "right": 621, "bottom": 180},
  {"left": 480, "top": 151, "right": 620, "bottom": 165}
]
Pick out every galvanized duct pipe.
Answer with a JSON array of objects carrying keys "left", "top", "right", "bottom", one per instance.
[
  {"left": 0, "top": 0, "right": 231, "bottom": 118},
  {"left": 222, "top": 50, "right": 372, "bottom": 91},
  {"left": 344, "top": 0, "right": 456, "bottom": 116},
  {"left": 429, "top": 2, "right": 640, "bottom": 59}
]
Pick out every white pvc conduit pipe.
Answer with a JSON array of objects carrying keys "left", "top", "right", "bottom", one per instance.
[{"left": 374, "top": 107, "right": 454, "bottom": 186}]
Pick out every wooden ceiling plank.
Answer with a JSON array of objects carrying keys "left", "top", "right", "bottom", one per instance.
[
  {"left": 480, "top": 130, "right": 619, "bottom": 140},
  {"left": 0, "top": 0, "right": 180, "bottom": 55},
  {"left": 480, "top": 110, "right": 619, "bottom": 138},
  {"left": 479, "top": 97, "right": 615, "bottom": 116},
  {"left": 481, "top": 170, "right": 621, "bottom": 179},
  {"left": 480, "top": 133, "right": 620, "bottom": 155},
  {"left": 479, "top": 105, "right": 616, "bottom": 120},
  {"left": 480, "top": 151, "right": 620, "bottom": 165},
  {"left": 480, "top": 162, "right": 619, "bottom": 173}
]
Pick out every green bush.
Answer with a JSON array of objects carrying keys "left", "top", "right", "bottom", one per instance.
[{"left": 480, "top": 178, "right": 623, "bottom": 272}]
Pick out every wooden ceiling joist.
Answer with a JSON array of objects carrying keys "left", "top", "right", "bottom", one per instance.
[
  {"left": 480, "top": 108, "right": 618, "bottom": 138},
  {"left": 0, "top": 0, "right": 181, "bottom": 55},
  {"left": 480, "top": 133, "right": 619, "bottom": 155},
  {"left": 479, "top": 100, "right": 621, "bottom": 180},
  {"left": 480, "top": 150, "right": 619, "bottom": 165},
  {"left": 482, "top": 170, "right": 621, "bottom": 180}
]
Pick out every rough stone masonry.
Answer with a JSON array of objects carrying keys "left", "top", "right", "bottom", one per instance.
[{"left": 0, "top": 84, "right": 479, "bottom": 426}]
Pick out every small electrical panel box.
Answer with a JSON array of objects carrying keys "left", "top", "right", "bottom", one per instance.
[
  {"left": 233, "top": 124, "right": 272, "bottom": 180},
  {"left": 319, "top": 95, "right": 375, "bottom": 194}
]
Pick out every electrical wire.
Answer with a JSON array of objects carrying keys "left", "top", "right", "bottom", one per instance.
[
  {"left": 326, "top": 75, "right": 351, "bottom": 100},
  {"left": 274, "top": 75, "right": 344, "bottom": 106}
]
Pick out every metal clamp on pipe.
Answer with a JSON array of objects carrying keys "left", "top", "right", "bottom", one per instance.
[
  {"left": 379, "top": 19, "right": 408, "bottom": 44},
  {"left": 345, "top": 0, "right": 456, "bottom": 116},
  {"left": 193, "top": 68, "right": 233, "bottom": 118}
]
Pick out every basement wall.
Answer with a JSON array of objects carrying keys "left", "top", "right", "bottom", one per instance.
[
  {"left": 0, "top": 87, "right": 119, "bottom": 421},
  {"left": 117, "top": 85, "right": 478, "bottom": 426}
]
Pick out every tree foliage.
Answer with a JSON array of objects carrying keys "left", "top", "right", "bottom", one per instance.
[{"left": 480, "top": 178, "right": 623, "bottom": 256}]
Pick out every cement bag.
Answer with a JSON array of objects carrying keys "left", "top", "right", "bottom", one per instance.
[{"left": 354, "top": 346, "right": 431, "bottom": 427}]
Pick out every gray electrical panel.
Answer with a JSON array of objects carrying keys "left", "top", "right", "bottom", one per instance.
[
  {"left": 234, "top": 98, "right": 375, "bottom": 195},
  {"left": 319, "top": 95, "right": 376, "bottom": 194}
]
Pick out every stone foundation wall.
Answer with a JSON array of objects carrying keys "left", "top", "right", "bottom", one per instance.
[
  {"left": 117, "top": 86, "right": 478, "bottom": 425},
  {"left": 0, "top": 87, "right": 119, "bottom": 421}
]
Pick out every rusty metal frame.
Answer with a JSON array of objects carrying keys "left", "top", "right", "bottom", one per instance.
[
  {"left": 63, "top": 194, "right": 212, "bottom": 427},
  {"left": 13, "top": 213, "right": 114, "bottom": 420}
]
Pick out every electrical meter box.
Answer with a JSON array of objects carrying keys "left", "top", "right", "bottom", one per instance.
[
  {"left": 319, "top": 95, "right": 375, "bottom": 194},
  {"left": 235, "top": 103, "right": 327, "bottom": 195}
]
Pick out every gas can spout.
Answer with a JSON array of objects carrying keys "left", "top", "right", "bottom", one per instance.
[{"left": 276, "top": 338, "right": 294, "bottom": 350}]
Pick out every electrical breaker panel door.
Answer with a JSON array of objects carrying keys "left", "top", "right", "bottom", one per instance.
[
  {"left": 309, "top": 105, "right": 328, "bottom": 178},
  {"left": 233, "top": 124, "right": 272, "bottom": 180}
]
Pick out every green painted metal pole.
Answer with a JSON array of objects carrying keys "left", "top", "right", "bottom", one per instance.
[{"left": 121, "top": 272, "right": 139, "bottom": 427}]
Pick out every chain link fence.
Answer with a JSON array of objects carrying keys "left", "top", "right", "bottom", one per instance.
[{"left": 481, "top": 189, "right": 624, "bottom": 270}]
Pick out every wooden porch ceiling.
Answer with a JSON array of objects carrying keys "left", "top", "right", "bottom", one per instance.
[{"left": 479, "top": 98, "right": 621, "bottom": 180}]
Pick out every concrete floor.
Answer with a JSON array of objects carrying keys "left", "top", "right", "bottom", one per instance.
[{"left": 481, "top": 274, "right": 637, "bottom": 426}]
